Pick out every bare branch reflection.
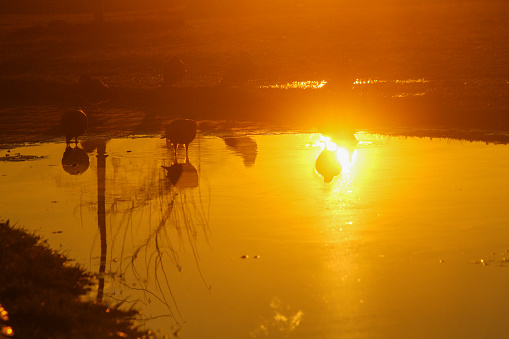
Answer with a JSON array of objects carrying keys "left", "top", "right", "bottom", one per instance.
[{"left": 81, "top": 137, "right": 210, "bottom": 327}]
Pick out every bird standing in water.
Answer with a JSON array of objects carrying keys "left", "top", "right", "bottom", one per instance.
[
  {"left": 61, "top": 109, "right": 88, "bottom": 145},
  {"left": 315, "top": 148, "right": 342, "bottom": 183},
  {"left": 165, "top": 119, "right": 197, "bottom": 157}
]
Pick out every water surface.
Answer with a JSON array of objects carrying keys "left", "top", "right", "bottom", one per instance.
[{"left": 1, "top": 133, "right": 509, "bottom": 338}]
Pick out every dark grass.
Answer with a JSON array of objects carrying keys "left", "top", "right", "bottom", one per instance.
[{"left": 0, "top": 220, "right": 152, "bottom": 339}]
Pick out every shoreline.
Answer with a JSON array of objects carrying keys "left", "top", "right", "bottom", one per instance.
[{"left": 1, "top": 80, "right": 509, "bottom": 147}]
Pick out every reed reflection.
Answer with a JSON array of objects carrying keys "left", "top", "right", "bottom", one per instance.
[
  {"left": 223, "top": 136, "right": 258, "bottom": 167},
  {"left": 78, "top": 136, "right": 210, "bottom": 327}
]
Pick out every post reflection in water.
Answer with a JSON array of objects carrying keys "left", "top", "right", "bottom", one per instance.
[
  {"left": 85, "top": 140, "right": 109, "bottom": 303},
  {"left": 96, "top": 141, "right": 107, "bottom": 304},
  {"left": 63, "top": 139, "right": 110, "bottom": 302}
]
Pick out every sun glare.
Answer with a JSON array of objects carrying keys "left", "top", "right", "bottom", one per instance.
[
  {"left": 336, "top": 147, "right": 351, "bottom": 167},
  {"left": 311, "top": 134, "right": 358, "bottom": 182},
  {"left": 320, "top": 136, "right": 338, "bottom": 152},
  {"left": 315, "top": 135, "right": 357, "bottom": 166}
]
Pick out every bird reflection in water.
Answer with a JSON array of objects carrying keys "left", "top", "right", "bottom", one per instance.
[
  {"left": 163, "top": 157, "right": 199, "bottom": 189},
  {"left": 61, "top": 144, "right": 90, "bottom": 175},
  {"left": 223, "top": 136, "right": 258, "bottom": 167}
]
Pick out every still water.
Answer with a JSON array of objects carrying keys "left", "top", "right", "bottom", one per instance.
[{"left": 1, "top": 132, "right": 509, "bottom": 338}]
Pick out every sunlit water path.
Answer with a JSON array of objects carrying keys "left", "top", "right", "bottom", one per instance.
[{"left": 1, "top": 133, "right": 509, "bottom": 338}]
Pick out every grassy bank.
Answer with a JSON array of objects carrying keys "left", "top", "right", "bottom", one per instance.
[{"left": 0, "top": 220, "right": 153, "bottom": 339}]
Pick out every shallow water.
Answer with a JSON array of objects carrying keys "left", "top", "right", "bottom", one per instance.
[{"left": 1, "top": 132, "right": 509, "bottom": 338}]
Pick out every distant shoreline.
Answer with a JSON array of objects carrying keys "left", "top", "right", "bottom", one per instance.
[{"left": 1, "top": 79, "right": 509, "bottom": 147}]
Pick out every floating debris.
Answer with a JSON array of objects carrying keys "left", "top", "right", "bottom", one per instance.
[
  {"left": 0, "top": 153, "right": 46, "bottom": 162},
  {"left": 241, "top": 255, "right": 261, "bottom": 259},
  {"left": 470, "top": 251, "right": 509, "bottom": 267}
]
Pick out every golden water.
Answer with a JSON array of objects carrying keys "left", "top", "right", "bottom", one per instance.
[{"left": 1, "top": 133, "right": 509, "bottom": 338}]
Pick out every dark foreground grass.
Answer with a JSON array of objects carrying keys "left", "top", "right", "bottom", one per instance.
[{"left": 0, "top": 220, "right": 152, "bottom": 339}]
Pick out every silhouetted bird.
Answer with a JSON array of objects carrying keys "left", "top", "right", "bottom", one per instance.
[
  {"left": 78, "top": 75, "right": 109, "bottom": 105},
  {"left": 165, "top": 119, "right": 197, "bottom": 156},
  {"left": 61, "top": 109, "right": 88, "bottom": 145},
  {"left": 315, "top": 149, "right": 342, "bottom": 183},
  {"left": 219, "top": 52, "right": 257, "bottom": 87},
  {"left": 163, "top": 56, "right": 186, "bottom": 86}
]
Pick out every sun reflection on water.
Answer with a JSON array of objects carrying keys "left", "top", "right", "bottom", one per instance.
[
  {"left": 259, "top": 77, "right": 433, "bottom": 97},
  {"left": 353, "top": 78, "right": 430, "bottom": 85},
  {"left": 250, "top": 297, "right": 303, "bottom": 338},
  {"left": 260, "top": 80, "right": 327, "bottom": 89}
]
